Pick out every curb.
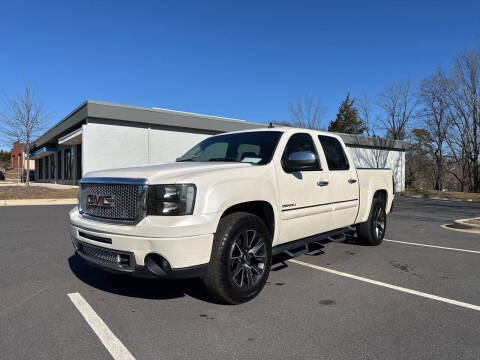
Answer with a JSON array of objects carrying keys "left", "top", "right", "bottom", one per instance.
[
  {"left": 451, "top": 218, "right": 480, "bottom": 232},
  {"left": 0, "top": 198, "right": 78, "bottom": 207},
  {"left": 398, "top": 194, "right": 477, "bottom": 202}
]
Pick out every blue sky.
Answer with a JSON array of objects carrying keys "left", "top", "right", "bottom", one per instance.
[{"left": 1, "top": 0, "right": 479, "bottom": 148}]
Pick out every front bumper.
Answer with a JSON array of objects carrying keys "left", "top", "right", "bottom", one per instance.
[
  {"left": 73, "top": 238, "right": 208, "bottom": 278},
  {"left": 70, "top": 214, "right": 214, "bottom": 278}
]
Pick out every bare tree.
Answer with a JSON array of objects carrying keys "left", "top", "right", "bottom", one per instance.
[
  {"left": 357, "top": 93, "right": 373, "bottom": 136},
  {"left": 418, "top": 69, "right": 451, "bottom": 190},
  {"left": 289, "top": 95, "right": 327, "bottom": 130},
  {"left": 448, "top": 50, "right": 480, "bottom": 193},
  {"left": 0, "top": 84, "right": 49, "bottom": 185},
  {"left": 376, "top": 79, "right": 419, "bottom": 140}
]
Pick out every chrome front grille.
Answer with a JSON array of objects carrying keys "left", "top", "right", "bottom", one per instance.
[{"left": 79, "top": 178, "right": 148, "bottom": 223}]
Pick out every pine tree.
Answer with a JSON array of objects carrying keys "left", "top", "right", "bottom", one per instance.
[{"left": 328, "top": 93, "right": 366, "bottom": 134}]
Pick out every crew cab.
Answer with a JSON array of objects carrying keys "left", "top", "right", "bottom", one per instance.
[{"left": 70, "top": 128, "right": 394, "bottom": 304}]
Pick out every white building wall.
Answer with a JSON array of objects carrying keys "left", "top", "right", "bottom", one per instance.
[
  {"left": 82, "top": 120, "right": 210, "bottom": 175},
  {"left": 148, "top": 125, "right": 209, "bottom": 165},
  {"left": 347, "top": 146, "right": 405, "bottom": 192}
]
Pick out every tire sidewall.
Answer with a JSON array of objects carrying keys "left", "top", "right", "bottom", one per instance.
[
  {"left": 369, "top": 201, "right": 386, "bottom": 245},
  {"left": 219, "top": 214, "right": 272, "bottom": 302}
]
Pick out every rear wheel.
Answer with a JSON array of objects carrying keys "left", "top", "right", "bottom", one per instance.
[
  {"left": 203, "top": 212, "right": 272, "bottom": 304},
  {"left": 356, "top": 199, "right": 386, "bottom": 246}
]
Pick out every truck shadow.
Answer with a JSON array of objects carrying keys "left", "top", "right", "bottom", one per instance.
[
  {"left": 68, "top": 255, "right": 224, "bottom": 304},
  {"left": 68, "top": 236, "right": 361, "bottom": 304}
]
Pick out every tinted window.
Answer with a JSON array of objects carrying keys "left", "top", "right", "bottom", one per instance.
[
  {"left": 191, "top": 142, "right": 228, "bottom": 162},
  {"left": 38, "top": 158, "right": 43, "bottom": 179},
  {"left": 45, "top": 156, "right": 49, "bottom": 179},
  {"left": 282, "top": 133, "right": 321, "bottom": 171},
  {"left": 318, "top": 135, "right": 349, "bottom": 170},
  {"left": 57, "top": 151, "right": 62, "bottom": 179},
  {"left": 64, "top": 148, "right": 73, "bottom": 180},
  {"left": 177, "top": 131, "right": 283, "bottom": 165}
]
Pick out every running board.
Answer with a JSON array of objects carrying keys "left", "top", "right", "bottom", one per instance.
[
  {"left": 283, "top": 245, "right": 309, "bottom": 258},
  {"left": 272, "top": 227, "right": 351, "bottom": 257}
]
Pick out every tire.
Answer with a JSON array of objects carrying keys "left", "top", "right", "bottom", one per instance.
[
  {"left": 202, "top": 212, "right": 272, "bottom": 304},
  {"left": 356, "top": 199, "right": 386, "bottom": 246}
]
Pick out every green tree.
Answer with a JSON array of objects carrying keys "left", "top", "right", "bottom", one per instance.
[
  {"left": 406, "top": 128, "right": 435, "bottom": 189},
  {"left": 328, "top": 93, "right": 365, "bottom": 134},
  {"left": 0, "top": 150, "right": 10, "bottom": 169}
]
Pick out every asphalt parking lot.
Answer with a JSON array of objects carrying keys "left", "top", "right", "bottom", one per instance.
[{"left": 1, "top": 196, "right": 479, "bottom": 360}]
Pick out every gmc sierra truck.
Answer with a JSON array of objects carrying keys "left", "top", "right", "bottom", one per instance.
[{"left": 70, "top": 128, "right": 394, "bottom": 304}]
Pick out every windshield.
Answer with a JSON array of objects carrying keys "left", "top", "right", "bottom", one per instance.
[{"left": 177, "top": 131, "right": 283, "bottom": 165}]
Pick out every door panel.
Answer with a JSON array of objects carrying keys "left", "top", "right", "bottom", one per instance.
[
  {"left": 318, "top": 135, "right": 359, "bottom": 229},
  {"left": 275, "top": 133, "right": 332, "bottom": 245}
]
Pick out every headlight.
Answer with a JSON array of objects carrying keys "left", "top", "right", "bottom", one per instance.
[{"left": 147, "top": 184, "right": 196, "bottom": 216}]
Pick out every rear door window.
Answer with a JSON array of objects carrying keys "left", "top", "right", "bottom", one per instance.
[{"left": 318, "top": 135, "right": 349, "bottom": 171}]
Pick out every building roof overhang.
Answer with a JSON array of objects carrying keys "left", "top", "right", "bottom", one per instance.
[
  {"left": 30, "top": 146, "right": 57, "bottom": 159},
  {"left": 32, "top": 100, "right": 409, "bottom": 153},
  {"left": 58, "top": 127, "right": 82, "bottom": 145}
]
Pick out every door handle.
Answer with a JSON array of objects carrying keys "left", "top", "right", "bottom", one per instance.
[
  {"left": 348, "top": 178, "right": 357, "bottom": 184},
  {"left": 317, "top": 180, "right": 329, "bottom": 187}
]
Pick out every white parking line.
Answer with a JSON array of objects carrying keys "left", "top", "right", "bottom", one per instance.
[
  {"left": 67, "top": 292, "right": 135, "bottom": 360},
  {"left": 384, "top": 239, "right": 480, "bottom": 254},
  {"left": 289, "top": 259, "right": 480, "bottom": 312}
]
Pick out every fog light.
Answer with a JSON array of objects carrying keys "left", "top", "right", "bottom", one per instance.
[{"left": 72, "top": 237, "right": 78, "bottom": 250}]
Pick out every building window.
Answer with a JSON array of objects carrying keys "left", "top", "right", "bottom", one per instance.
[
  {"left": 50, "top": 154, "right": 55, "bottom": 179},
  {"left": 45, "top": 156, "right": 49, "bottom": 179},
  {"left": 38, "top": 158, "right": 43, "bottom": 179},
  {"left": 64, "top": 148, "right": 73, "bottom": 180},
  {"left": 57, "top": 151, "right": 62, "bottom": 179},
  {"left": 76, "top": 144, "right": 82, "bottom": 180}
]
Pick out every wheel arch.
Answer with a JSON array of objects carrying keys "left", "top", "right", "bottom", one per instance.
[
  {"left": 357, "top": 177, "right": 390, "bottom": 223},
  {"left": 373, "top": 189, "right": 388, "bottom": 208},
  {"left": 220, "top": 201, "right": 276, "bottom": 242}
]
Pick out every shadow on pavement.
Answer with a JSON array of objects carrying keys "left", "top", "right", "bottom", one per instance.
[
  {"left": 68, "top": 237, "right": 361, "bottom": 303},
  {"left": 68, "top": 255, "right": 224, "bottom": 304}
]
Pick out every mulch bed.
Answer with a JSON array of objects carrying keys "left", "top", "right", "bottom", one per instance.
[{"left": 0, "top": 186, "right": 78, "bottom": 200}]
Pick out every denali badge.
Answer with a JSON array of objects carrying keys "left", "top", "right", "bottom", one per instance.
[{"left": 87, "top": 194, "right": 115, "bottom": 207}]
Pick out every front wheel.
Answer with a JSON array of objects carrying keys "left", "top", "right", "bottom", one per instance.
[
  {"left": 202, "top": 212, "right": 272, "bottom": 304},
  {"left": 356, "top": 199, "right": 386, "bottom": 246}
]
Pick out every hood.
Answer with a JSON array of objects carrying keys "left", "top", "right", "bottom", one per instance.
[{"left": 83, "top": 162, "right": 254, "bottom": 183}]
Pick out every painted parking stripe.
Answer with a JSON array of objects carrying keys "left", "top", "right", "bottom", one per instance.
[
  {"left": 384, "top": 239, "right": 480, "bottom": 254},
  {"left": 289, "top": 259, "right": 480, "bottom": 312},
  {"left": 67, "top": 292, "right": 135, "bottom": 360}
]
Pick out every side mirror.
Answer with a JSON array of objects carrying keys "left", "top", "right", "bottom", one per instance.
[{"left": 285, "top": 151, "right": 318, "bottom": 171}]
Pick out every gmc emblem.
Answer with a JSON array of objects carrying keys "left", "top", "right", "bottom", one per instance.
[{"left": 87, "top": 194, "right": 115, "bottom": 207}]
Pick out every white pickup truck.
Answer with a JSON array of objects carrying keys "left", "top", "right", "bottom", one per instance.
[{"left": 70, "top": 128, "right": 394, "bottom": 304}]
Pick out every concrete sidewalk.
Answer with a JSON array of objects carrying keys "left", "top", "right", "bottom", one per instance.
[{"left": 0, "top": 198, "right": 78, "bottom": 206}]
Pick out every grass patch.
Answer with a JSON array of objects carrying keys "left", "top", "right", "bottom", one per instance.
[
  {"left": 0, "top": 186, "right": 78, "bottom": 200},
  {"left": 400, "top": 188, "right": 480, "bottom": 201}
]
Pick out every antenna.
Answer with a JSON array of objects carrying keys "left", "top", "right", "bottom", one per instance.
[{"left": 268, "top": 122, "right": 274, "bottom": 128}]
